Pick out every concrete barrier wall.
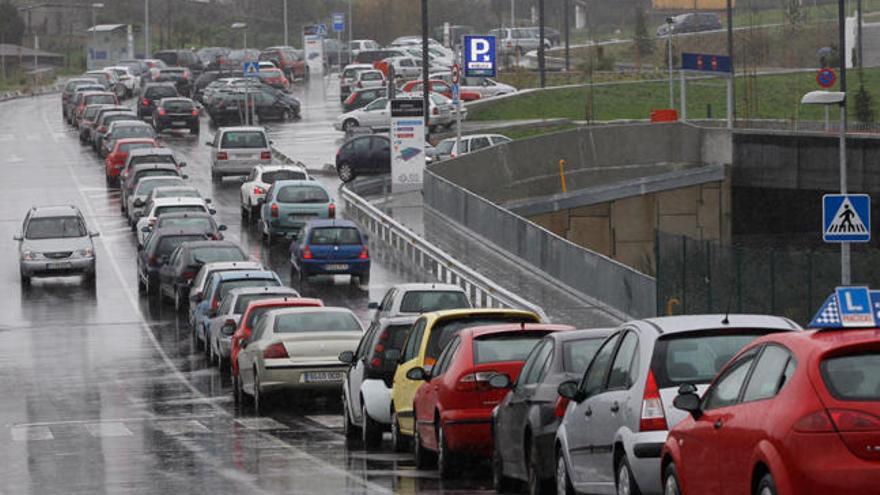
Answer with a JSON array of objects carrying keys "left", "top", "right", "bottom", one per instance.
[{"left": 424, "top": 171, "right": 657, "bottom": 319}]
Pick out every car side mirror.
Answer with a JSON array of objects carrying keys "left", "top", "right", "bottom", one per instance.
[
  {"left": 256, "top": 197, "right": 266, "bottom": 205},
  {"left": 338, "top": 350, "right": 355, "bottom": 364},
  {"left": 678, "top": 383, "right": 697, "bottom": 395},
  {"left": 181, "top": 174, "right": 190, "bottom": 180},
  {"left": 406, "top": 366, "right": 428, "bottom": 381},
  {"left": 208, "top": 208, "right": 217, "bottom": 215},
  {"left": 204, "top": 198, "right": 212, "bottom": 204},
  {"left": 367, "top": 302, "right": 379, "bottom": 309},
  {"left": 218, "top": 224, "right": 227, "bottom": 231},
  {"left": 13, "top": 233, "right": 22, "bottom": 241},
  {"left": 179, "top": 161, "right": 187, "bottom": 167},
  {"left": 240, "top": 340, "right": 248, "bottom": 350},
  {"left": 557, "top": 380, "right": 584, "bottom": 402},
  {"left": 205, "top": 141, "right": 213, "bottom": 146},
  {"left": 488, "top": 374, "right": 512, "bottom": 389},
  {"left": 673, "top": 392, "right": 702, "bottom": 419},
  {"left": 269, "top": 140, "right": 274, "bottom": 145},
  {"left": 89, "top": 231, "right": 100, "bottom": 237},
  {"left": 194, "top": 291, "right": 203, "bottom": 302},
  {"left": 133, "top": 199, "right": 145, "bottom": 207}
]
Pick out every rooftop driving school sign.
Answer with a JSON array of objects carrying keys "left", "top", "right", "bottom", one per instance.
[
  {"left": 463, "top": 35, "right": 496, "bottom": 78},
  {"left": 810, "top": 286, "right": 880, "bottom": 328}
]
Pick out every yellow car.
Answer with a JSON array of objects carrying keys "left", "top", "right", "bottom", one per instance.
[{"left": 389, "top": 308, "right": 541, "bottom": 451}]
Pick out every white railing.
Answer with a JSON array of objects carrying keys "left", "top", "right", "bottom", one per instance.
[{"left": 340, "top": 185, "right": 550, "bottom": 322}]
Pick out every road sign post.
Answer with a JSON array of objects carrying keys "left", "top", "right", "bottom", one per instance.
[
  {"left": 681, "top": 53, "right": 733, "bottom": 128},
  {"left": 452, "top": 61, "right": 462, "bottom": 153},
  {"left": 243, "top": 61, "right": 260, "bottom": 126}
]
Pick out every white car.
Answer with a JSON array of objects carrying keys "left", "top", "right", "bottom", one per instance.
[
  {"left": 105, "top": 66, "right": 140, "bottom": 97},
  {"left": 368, "top": 283, "right": 471, "bottom": 323},
  {"left": 127, "top": 176, "right": 186, "bottom": 226},
  {"left": 136, "top": 197, "right": 215, "bottom": 247},
  {"left": 384, "top": 56, "right": 422, "bottom": 79},
  {"left": 340, "top": 64, "right": 375, "bottom": 101},
  {"left": 236, "top": 306, "right": 365, "bottom": 413},
  {"left": 350, "top": 39, "right": 381, "bottom": 57},
  {"left": 431, "top": 134, "right": 512, "bottom": 161},
  {"left": 427, "top": 73, "right": 516, "bottom": 98},
  {"left": 239, "top": 164, "right": 309, "bottom": 219},
  {"left": 353, "top": 69, "right": 386, "bottom": 91},
  {"left": 335, "top": 93, "right": 452, "bottom": 132},
  {"left": 207, "top": 126, "right": 273, "bottom": 181},
  {"left": 258, "top": 61, "right": 278, "bottom": 71}
]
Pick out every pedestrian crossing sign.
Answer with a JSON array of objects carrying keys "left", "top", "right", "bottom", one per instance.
[
  {"left": 823, "top": 194, "right": 871, "bottom": 243},
  {"left": 243, "top": 61, "right": 260, "bottom": 78}
]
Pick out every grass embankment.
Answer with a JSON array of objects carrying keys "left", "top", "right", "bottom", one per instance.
[{"left": 473, "top": 67, "right": 880, "bottom": 122}]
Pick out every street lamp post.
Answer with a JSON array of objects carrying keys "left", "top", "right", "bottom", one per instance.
[
  {"left": 231, "top": 22, "right": 250, "bottom": 125},
  {"left": 145, "top": 0, "right": 150, "bottom": 58},
  {"left": 665, "top": 17, "right": 674, "bottom": 109},
  {"left": 283, "top": 0, "right": 288, "bottom": 46},
  {"left": 90, "top": 3, "right": 104, "bottom": 70}
]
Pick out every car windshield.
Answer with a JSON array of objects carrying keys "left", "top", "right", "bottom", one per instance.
[
  {"left": 218, "top": 279, "right": 280, "bottom": 300},
  {"left": 473, "top": 333, "right": 548, "bottom": 364},
  {"left": 821, "top": 352, "right": 880, "bottom": 401},
  {"left": 26, "top": 216, "right": 86, "bottom": 239},
  {"left": 399, "top": 291, "right": 470, "bottom": 313},
  {"left": 262, "top": 170, "right": 307, "bottom": 183},
  {"left": 276, "top": 185, "right": 328, "bottom": 204},
  {"left": 131, "top": 155, "right": 176, "bottom": 165},
  {"left": 308, "top": 227, "right": 361, "bottom": 245},
  {"left": 136, "top": 178, "right": 184, "bottom": 195},
  {"left": 233, "top": 293, "right": 290, "bottom": 314},
  {"left": 119, "top": 142, "right": 154, "bottom": 153},
  {"left": 274, "top": 311, "right": 361, "bottom": 333},
  {"left": 190, "top": 246, "right": 245, "bottom": 265},
  {"left": 652, "top": 330, "right": 774, "bottom": 387},
  {"left": 563, "top": 337, "right": 606, "bottom": 373},
  {"left": 425, "top": 315, "right": 538, "bottom": 363},
  {"left": 156, "top": 235, "right": 205, "bottom": 258},
  {"left": 155, "top": 205, "right": 205, "bottom": 216},
  {"left": 435, "top": 140, "right": 455, "bottom": 154},
  {"left": 221, "top": 131, "right": 267, "bottom": 148},
  {"left": 157, "top": 216, "right": 212, "bottom": 231}
]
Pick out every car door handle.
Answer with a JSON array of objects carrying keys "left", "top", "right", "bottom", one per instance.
[
  {"left": 610, "top": 402, "right": 620, "bottom": 413},
  {"left": 584, "top": 406, "right": 592, "bottom": 417},
  {"left": 714, "top": 419, "right": 723, "bottom": 430}
]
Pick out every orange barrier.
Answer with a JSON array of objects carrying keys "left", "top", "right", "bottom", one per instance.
[{"left": 650, "top": 109, "right": 679, "bottom": 123}]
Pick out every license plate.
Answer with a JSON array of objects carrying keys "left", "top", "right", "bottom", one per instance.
[
  {"left": 172, "top": 120, "right": 186, "bottom": 125},
  {"left": 47, "top": 262, "right": 70, "bottom": 270},
  {"left": 324, "top": 264, "right": 349, "bottom": 271},
  {"left": 302, "top": 371, "right": 345, "bottom": 383},
  {"left": 234, "top": 153, "right": 254, "bottom": 159},
  {"left": 290, "top": 214, "right": 314, "bottom": 220}
]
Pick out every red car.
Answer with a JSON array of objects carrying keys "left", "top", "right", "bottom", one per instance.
[
  {"left": 410, "top": 323, "right": 573, "bottom": 477},
  {"left": 75, "top": 91, "right": 119, "bottom": 127},
  {"left": 230, "top": 297, "right": 324, "bottom": 379},
  {"left": 258, "top": 67, "right": 290, "bottom": 90},
  {"left": 400, "top": 79, "right": 481, "bottom": 101},
  {"left": 662, "top": 328, "right": 880, "bottom": 495},
  {"left": 105, "top": 138, "right": 160, "bottom": 183}
]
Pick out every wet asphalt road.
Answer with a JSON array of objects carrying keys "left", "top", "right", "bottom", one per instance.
[{"left": 0, "top": 77, "right": 494, "bottom": 494}]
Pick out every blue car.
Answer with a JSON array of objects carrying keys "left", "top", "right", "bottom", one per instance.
[
  {"left": 289, "top": 219, "right": 371, "bottom": 286},
  {"left": 260, "top": 180, "right": 335, "bottom": 243},
  {"left": 192, "top": 269, "right": 283, "bottom": 347}
]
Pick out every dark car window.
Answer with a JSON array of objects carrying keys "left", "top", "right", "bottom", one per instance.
[
  {"left": 156, "top": 234, "right": 205, "bottom": 258},
  {"left": 651, "top": 330, "right": 770, "bottom": 388},
  {"left": 157, "top": 216, "right": 213, "bottom": 231},
  {"left": 399, "top": 291, "right": 469, "bottom": 313},
  {"left": 155, "top": 205, "right": 206, "bottom": 216},
  {"left": 352, "top": 137, "right": 370, "bottom": 155},
  {"left": 26, "top": 216, "right": 86, "bottom": 239},
  {"left": 119, "top": 142, "right": 154, "bottom": 153},
  {"left": 474, "top": 333, "right": 548, "bottom": 365},
  {"left": 607, "top": 332, "right": 639, "bottom": 390},
  {"left": 274, "top": 311, "right": 361, "bottom": 333},
  {"left": 562, "top": 337, "right": 606, "bottom": 373},
  {"left": 519, "top": 340, "right": 553, "bottom": 386},
  {"left": 402, "top": 319, "right": 427, "bottom": 361},
  {"left": 276, "top": 185, "right": 329, "bottom": 204},
  {"left": 188, "top": 246, "right": 246, "bottom": 265},
  {"left": 135, "top": 170, "right": 177, "bottom": 182},
  {"left": 262, "top": 170, "right": 307, "bottom": 183},
  {"left": 821, "top": 352, "right": 880, "bottom": 401},
  {"left": 221, "top": 131, "right": 267, "bottom": 148},
  {"left": 233, "top": 293, "right": 289, "bottom": 314},
  {"left": 85, "top": 94, "right": 117, "bottom": 105},
  {"left": 370, "top": 323, "right": 412, "bottom": 367},
  {"left": 145, "top": 86, "right": 178, "bottom": 99},
  {"left": 131, "top": 154, "right": 176, "bottom": 165},
  {"left": 425, "top": 315, "right": 539, "bottom": 364},
  {"left": 217, "top": 278, "right": 280, "bottom": 301},
  {"left": 154, "top": 189, "right": 200, "bottom": 199},
  {"left": 703, "top": 349, "right": 759, "bottom": 410},
  {"left": 308, "top": 227, "right": 361, "bottom": 245},
  {"left": 163, "top": 100, "right": 194, "bottom": 112},
  {"left": 136, "top": 178, "right": 184, "bottom": 195},
  {"left": 742, "top": 345, "right": 795, "bottom": 402},
  {"left": 432, "top": 337, "right": 460, "bottom": 376},
  {"left": 580, "top": 333, "right": 621, "bottom": 397}
]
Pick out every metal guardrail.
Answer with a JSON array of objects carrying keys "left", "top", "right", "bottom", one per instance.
[{"left": 339, "top": 184, "right": 550, "bottom": 322}]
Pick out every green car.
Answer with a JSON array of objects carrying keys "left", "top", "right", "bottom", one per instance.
[{"left": 259, "top": 180, "right": 335, "bottom": 243}]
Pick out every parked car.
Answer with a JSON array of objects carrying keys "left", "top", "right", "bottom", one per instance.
[
  {"left": 431, "top": 134, "right": 511, "bottom": 161},
  {"left": 400, "top": 79, "right": 480, "bottom": 102},
  {"left": 152, "top": 97, "right": 199, "bottom": 134},
  {"left": 490, "top": 27, "right": 551, "bottom": 55},
  {"left": 353, "top": 69, "right": 386, "bottom": 91},
  {"left": 205, "top": 286, "right": 300, "bottom": 367},
  {"left": 258, "top": 67, "right": 290, "bottom": 90},
  {"left": 153, "top": 67, "right": 193, "bottom": 97},
  {"left": 104, "top": 138, "right": 160, "bottom": 184},
  {"left": 236, "top": 306, "right": 364, "bottom": 413},
  {"left": 335, "top": 96, "right": 391, "bottom": 132},
  {"left": 105, "top": 65, "right": 140, "bottom": 97},
  {"left": 208, "top": 126, "right": 272, "bottom": 181},
  {"left": 656, "top": 13, "right": 722, "bottom": 36},
  {"left": 188, "top": 261, "right": 264, "bottom": 319},
  {"left": 73, "top": 91, "right": 119, "bottom": 127},
  {"left": 368, "top": 283, "right": 471, "bottom": 325},
  {"left": 121, "top": 163, "right": 187, "bottom": 218},
  {"left": 260, "top": 46, "right": 309, "bottom": 80},
  {"left": 136, "top": 197, "right": 214, "bottom": 246},
  {"left": 121, "top": 148, "right": 186, "bottom": 186},
  {"left": 554, "top": 314, "right": 801, "bottom": 495},
  {"left": 390, "top": 309, "right": 543, "bottom": 451},
  {"left": 136, "top": 226, "right": 212, "bottom": 295},
  {"left": 383, "top": 56, "right": 422, "bottom": 80},
  {"left": 240, "top": 164, "right": 309, "bottom": 220},
  {"left": 78, "top": 103, "right": 114, "bottom": 144},
  {"left": 126, "top": 177, "right": 188, "bottom": 226},
  {"left": 342, "top": 87, "right": 387, "bottom": 112},
  {"left": 93, "top": 111, "right": 140, "bottom": 152},
  {"left": 152, "top": 49, "right": 204, "bottom": 75},
  {"left": 410, "top": 323, "right": 574, "bottom": 476},
  {"left": 62, "top": 78, "right": 101, "bottom": 120},
  {"left": 102, "top": 121, "right": 156, "bottom": 158},
  {"left": 156, "top": 239, "right": 241, "bottom": 307},
  {"left": 335, "top": 134, "right": 390, "bottom": 183},
  {"left": 340, "top": 64, "right": 376, "bottom": 101},
  {"left": 349, "top": 39, "right": 381, "bottom": 57},
  {"left": 663, "top": 325, "right": 880, "bottom": 495},
  {"left": 15, "top": 205, "right": 99, "bottom": 286},
  {"left": 192, "top": 270, "right": 283, "bottom": 346},
  {"left": 492, "top": 328, "right": 615, "bottom": 493},
  {"left": 139, "top": 83, "right": 179, "bottom": 119},
  {"left": 86, "top": 105, "right": 130, "bottom": 145},
  {"left": 66, "top": 84, "right": 107, "bottom": 125},
  {"left": 146, "top": 212, "right": 222, "bottom": 251},
  {"left": 460, "top": 76, "right": 517, "bottom": 98},
  {"left": 259, "top": 180, "right": 335, "bottom": 243},
  {"left": 289, "top": 219, "right": 370, "bottom": 286}
]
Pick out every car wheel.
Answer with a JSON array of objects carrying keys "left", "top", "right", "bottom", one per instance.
[
  {"left": 413, "top": 418, "right": 434, "bottom": 469},
  {"left": 240, "top": 203, "right": 249, "bottom": 220},
  {"left": 358, "top": 271, "right": 370, "bottom": 286},
  {"left": 253, "top": 369, "right": 267, "bottom": 414},
  {"left": 174, "top": 288, "right": 185, "bottom": 313},
  {"left": 20, "top": 272, "right": 31, "bottom": 287},
  {"left": 250, "top": 203, "right": 260, "bottom": 221},
  {"left": 616, "top": 457, "right": 641, "bottom": 495},
  {"left": 492, "top": 434, "right": 516, "bottom": 493},
  {"left": 343, "top": 396, "right": 360, "bottom": 443},
  {"left": 755, "top": 473, "right": 777, "bottom": 495},
  {"left": 361, "top": 401, "right": 383, "bottom": 449},
  {"left": 342, "top": 119, "right": 358, "bottom": 132},
  {"left": 556, "top": 451, "right": 574, "bottom": 495},
  {"left": 527, "top": 440, "right": 547, "bottom": 495},
  {"left": 437, "top": 423, "right": 455, "bottom": 478},
  {"left": 391, "top": 410, "right": 408, "bottom": 452},
  {"left": 83, "top": 271, "right": 96, "bottom": 288},
  {"left": 663, "top": 464, "right": 681, "bottom": 495},
  {"left": 337, "top": 163, "right": 355, "bottom": 183}
]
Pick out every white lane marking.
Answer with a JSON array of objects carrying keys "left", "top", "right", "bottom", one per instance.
[
  {"left": 4, "top": 154, "right": 24, "bottom": 163},
  {"left": 234, "top": 417, "right": 289, "bottom": 430},
  {"left": 84, "top": 422, "right": 133, "bottom": 437},
  {"left": 306, "top": 415, "right": 344, "bottom": 429},
  {"left": 153, "top": 420, "right": 210, "bottom": 436},
  {"left": 0, "top": 134, "right": 14, "bottom": 141},
  {"left": 10, "top": 426, "right": 54, "bottom": 441},
  {"left": 11, "top": 413, "right": 215, "bottom": 428}
]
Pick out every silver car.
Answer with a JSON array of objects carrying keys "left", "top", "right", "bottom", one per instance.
[
  {"left": 15, "top": 205, "right": 99, "bottom": 286},
  {"left": 127, "top": 176, "right": 186, "bottom": 226},
  {"left": 207, "top": 127, "right": 273, "bottom": 181},
  {"left": 554, "top": 314, "right": 801, "bottom": 495},
  {"left": 188, "top": 261, "right": 264, "bottom": 322},
  {"left": 367, "top": 282, "right": 471, "bottom": 324}
]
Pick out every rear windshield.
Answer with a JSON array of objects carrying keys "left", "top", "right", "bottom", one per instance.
[
  {"left": 277, "top": 186, "right": 329, "bottom": 204},
  {"left": 308, "top": 227, "right": 361, "bottom": 245},
  {"left": 274, "top": 311, "right": 361, "bottom": 333},
  {"left": 119, "top": 142, "right": 154, "bottom": 153},
  {"left": 361, "top": 72, "right": 383, "bottom": 81},
  {"left": 234, "top": 293, "right": 291, "bottom": 314},
  {"left": 218, "top": 278, "right": 281, "bottom": 301},
  {"left": 155, "top": 205, "right": 206, "bottom": 216},
  {"left": 84, "top": 106, "right": 104, "bottom": 119},
  {"left": 473, "top": 332, "right": 548, "bottom": 364},
  {"left": 261, "top": 68, "right": 283, "bottom": 76},
  {"left": 563, "top": 337, "right": 606, "bottom": 373},
  {"left": 86, "top": 94, "right": 116, "bottom": 105},
  {"left": 146, "top": 86, "right": 177, "bottom": 98},
  {"left": 156, "top": 234, "right": 204, "bottom": 257},
  {"left": 220, "top": 131, "right": 267, "bottom": 148},
  {"left": 26, "top": 216, "right": 86, "bottom": 240},
  {"left": 157, "top": 216, "right": 212, "bottom": 231},
  {"left": 822, "top": 352, "right": 880, "bottom": 401},
  {"left": 425, "top": 315, "right": 539, "bottom": 363},
  {"left": 651, "top": 330, "right": 773, "bottom": 388},
  {"left": 136, "top": 170, "right": 177, "bottom": 181},
  {"left": 262, "top": 169, "right": 307, "bottom": 183},
  {"left": 104, "top": 115, "right": 138, "bottom": 125},
  {"left": 155, "top": 189, "right": 200, "bottom": 199},
  {"left": 189, "top": 246, "right": 245, "bottom": 265},
  {"left": 369, "top": 323, "right": 413, "bottom": 369},
  {"left": 163, "top": 100, "right": 194, "bottom": 112},
  {"left": 131, "top": 155, "right": 176, "bottom": 165},
  {"left": 114, "top": 126, "right": 154, "bottom": 139},
  {"left": 399, "top": 291, "right": 470, "bottom": 313},
  {"left": 136, "top": 178, "right": 184, "bottom": 195}
]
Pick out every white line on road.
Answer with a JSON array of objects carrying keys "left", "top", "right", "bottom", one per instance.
[
  {"left": 10, "top": 425, "right": 54, "bottom": 441},
  {"left": 84, "top": 422, "right": 133, "bottom": 437}
]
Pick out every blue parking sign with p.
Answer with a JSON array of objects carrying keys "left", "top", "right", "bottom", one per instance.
[{"left": 464, "top": 35, "right": 496, "bottom": 78}]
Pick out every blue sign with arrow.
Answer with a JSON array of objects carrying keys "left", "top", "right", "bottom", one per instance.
[
  {"left": 823, "top": 194, "right": 871, "bottom": 243},
  {"left": 463, "top": 35, "right": 496, "bottom": 78}
]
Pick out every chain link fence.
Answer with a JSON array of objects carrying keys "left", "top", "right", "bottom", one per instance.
[{"left": 657, "top": 231, "right": 880, "bottom": 325}]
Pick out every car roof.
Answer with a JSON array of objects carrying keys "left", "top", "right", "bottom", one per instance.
[
  {"left": 178, "top": 240, "right": 235, "bottom": 250},
  {"left": 149, "top": 226, "right": 212, "bottom": 237},
  {"left": 114, "top": 138, "right": 156, "bottom": 145},
  {"left": 421, "top": 308, "right": 540, "bottom": 322},
  {"left": 152, "top": 185, "right": 198, "bottom": 194},
  {"left": 29, "top": 205, "right": 82, "bottom": 218},
  {"left": 636, "top": 314, "right": 801, "bottom": 335},
  {"left": 379, "top": 315, "right": 420, "bottom": 327},
  {"left": 218, "top": 126, "right": 266, "bottom": 133},
  {"left": 215, "top": 270, "right": 277, "bottom": 281},
  {"left": 132, "top": 163, "right": 179, "bottom": 172},
  {"left": 391, "top": 283, "right": 464, "bottom": 293},
  {"left": 254, "top": 164, "right": 306, "bottom": 172},
  {"left": 226, "top": 286, "right": 299, "bottom": 299},
  {"left": 304, "top": 219, "right": 358, "bottom": 230},
  {"left": 264, "top": 306, "right": 355, "bottom": 319},
  {"left": 756, "top": 328, "right": 880, "bottom": 353},
  {"left": 151, "top": 197, "right": 205, "bottom": 206},
  {"left": 549, "top": 327, "right": 618, "bottom": 343},
  {"left": 199, "top": 261, "right": 262, "bottom": 274},
  {"left": 110, "top": 120, "right": 152, "bottom": 128},
  {"left": 129, "top": 147, "right": 175, "bottom": 157},
  {"left": 243, "top": 297, "right": 324, "bottom": 311},
  {"left": 156, "top": 211, "right": 211, "bottom": 220},
  {"left": 273, "top": 179, "right": 325, "bottom": 188}
]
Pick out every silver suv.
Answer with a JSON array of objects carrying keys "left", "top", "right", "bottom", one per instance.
[
  {"left": 14, "top": 205, "right": 100, "bottom": 286},
  {"left": 207, "top": 127, "right": 272, "bottom": 181},
  {"left": 554, "top": 314, "right": 800, "bottom": 495}
]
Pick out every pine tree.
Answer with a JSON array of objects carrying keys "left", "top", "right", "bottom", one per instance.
[{"left": 854, "top": 71, "right": 876, "bottom": 124}]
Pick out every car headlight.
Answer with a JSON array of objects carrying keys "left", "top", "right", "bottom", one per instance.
[
  {"left": 77, "top": 248, "right": 94, "bottom": 258},
  {"left": 21, "top": 250, "right": 39, "bottom": 260}
]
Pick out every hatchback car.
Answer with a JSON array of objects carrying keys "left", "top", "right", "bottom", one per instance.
[
  {"left": 126, "top": 176, "right": 187, "bottom": 225},
  {"left": 121, "top": 148, "right": 185, "bottom": 185},
  {"left": 259, "top": 180, "right": 335, "bottom": 242},
  {"left": 432, "top": 134, "right": 511, "bottom": 161},
  {"left": 15, "top": 206, "right": 99, "bottom": 286},
  {"left": 152, "top": 97, "right": 200, "bottom": 134},
  {"left": 554, "top": 314, "right": 801, "bottom": 495},
  {"left": 139, "top": 83, "right": 179, "bottom": 119},
  {"left": 104, "top": 138, "right": 160, "bottom": 184},
  {"left": 368, "top": 283, "right": 471, "bottom": 325},
  {"left": 289, "top": 219, "right": 370, "bottom": 286},
  {"left": 79, "top": 104, "right": 125, "bottom": 144},
  {"left": 208, "top": 126, "right": 272, "bottom": 181},
  {"left": 136, "top": 227, "right": 212, "bottom": 295},
  {"left": 411, "top": 323, "right": 574, "bottom": 477},
  {"left": 136, "top": 197, "right": 214, "bottom": 246},
  {"left": 340, "top": 64, "right": 376, "bottom": 101},
  {"left": 492, "top": 328, "right": 615, "bottom": 494},
  {"left": 157, "top": 240, "right": 243, "bottom": 304},
  {"left": 237, "top": 306, "right": 364, "bottom": 413},
  {"left": 240, "top": 164, "right": 309, "bottom": 219},
  {"left": 335, "top": 134, "right": 390, "bottom": 183},
  {"left": 187, "top": 261, "right": 264, "bottom": 318},
  {"left": 93, "top": 111, "right": 140, "bottom": 152},
  {"left": 102, "top": 121, "right": 156, "bottom": 158},
  {"left": 122, "top": 164, "right": 186, "bottom": 217},
  {"left": 193, "top": 270, "right": 283, "bottom": 346}
]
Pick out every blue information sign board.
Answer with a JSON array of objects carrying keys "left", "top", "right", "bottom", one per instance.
[
  {"left": 463, "top": 35, "right": 496, "bottom": 78},
  {"left": 681, "top": 53, "right": 732, "bottom": 73}
]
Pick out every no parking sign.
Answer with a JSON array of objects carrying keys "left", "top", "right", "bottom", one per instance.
[{"left": 817, "top": 68, "right": 837, "bottom": 89}]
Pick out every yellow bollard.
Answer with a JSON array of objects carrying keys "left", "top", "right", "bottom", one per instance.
[
  {"left": 559, "top": 159, "right": 567, "bottom": 193},
  {"left": 666, "top": 298, "right": 681, "bottom": 316}
]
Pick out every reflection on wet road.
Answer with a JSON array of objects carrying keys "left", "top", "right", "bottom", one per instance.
[{"left": 0, "top": 77, "right": 492, "bottom": 494}]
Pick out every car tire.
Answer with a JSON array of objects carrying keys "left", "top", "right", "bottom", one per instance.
[
  {"left": 556, "top": 451, "right": 574, "bottom": 495},
  {"left": 755, "top": 473, "right": 777, "bottom": 495},
  {"left": 437, "top": 423, "right": 456, "bottom": 479},
  {"left": 253, "top": 369, "right": 267, "bottom": 415},
  {"left": 413, "top": 418, "right": 435, "bottom": 469},
  {"left": 250, "top": 203, "right": 260, "bottom": 221},
  {"left": 358, "top": 271, "right": 370, "bottom": 286},
  {"left": 663, "top": 463, "right": 681, "bottom": 495},
  {"left": 616, "top": 457, "right": 641, "bottom": 495},
  {"left": 83, "top": 271, "right": 96, "bottom": 288},
  {"left": 361, "top": 401, "right": 382, "bottom": 449},
  {"left": 337, "top": 162, "right": 355, "bottom": 183},
  {"left": 240, "top": 204, "right": 249, "bottom": 220},
  {"left": 20, "top": 272, "right": 31, "bottom": 287},
  {"left": 343, "top": 396, "right": 360, "bottom": 443},
  {"left": 391, "top": 410, "right": 408, "bottom": 452},
  {"left": 492, "top": 434, "right": 516, "bottom": 493},
  {"left": 342, "top": 119, "right": 358, "bottom": 132},
  {"left": 527, "top": 440, "right": 548, "bottom": 495},
  {"left": 174, "top": 288, "right": 185, "bottom": 313}
]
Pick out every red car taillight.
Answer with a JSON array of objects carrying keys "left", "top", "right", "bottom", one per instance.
[
  {"left": 328, "top": 203, "right": 336, "bottom": 219},
  {"left": 455, "top": 371, "right": 496, "bottom": 392},
  {"left": 554, "top": 396, "right": 571, "bottom": 418},
  {"left": 794, "top": 408, "right": 880, "bottom": 461},
  {"left": 433, "top": 106, "right": 439, "bottom": 115},
  {"left": 639, "top": 370, "right": 668, "bottom": 432},
  {"left": 344, "top": 93, "right": 357, "bottom": 105},
  {"left": 263, "top": 342, "right": 289, "bottom": 359},
  {"left": 270, "top": 203, "right": 279, "bottom": 218},
  {"left": 253, "top": 186, "right": 265, "bottom": 195},
  {"left": 142, "top": 98, "right": 151, "bottom": 106},
  {"left": 158, "top": 108, "right": 167, "bottom": 116},
  {"left": 358, "top": 246, "right": 369, "bottom": 259},
  {"left": 302, "top": 246, "right": 314, "bottom": 259},
  {"left": 216, "top": 151, "right": 228, "bottom": 160},
  {"left": 260, "top": 151, "right": 271, "bottom": 160},
  {"left": 191, "top": 109, "right": 199, "bottom": 117}
]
